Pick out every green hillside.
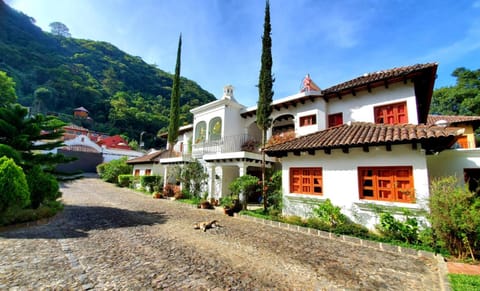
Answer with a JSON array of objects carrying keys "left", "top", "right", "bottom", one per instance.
[{"left": 0, "top": 0, "right": 215, "bottom": 147}]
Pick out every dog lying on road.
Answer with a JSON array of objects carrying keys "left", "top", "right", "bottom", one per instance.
[{"left": 193, "top": 220, "right": 220, "bottom": 232}]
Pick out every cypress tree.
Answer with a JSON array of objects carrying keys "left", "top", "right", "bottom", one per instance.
[
  {"left": 167, "top": 34, "right": 182, "bottom": 155},
  {"left": 256, "top": 0, "right": 274, "bottom": 212}
]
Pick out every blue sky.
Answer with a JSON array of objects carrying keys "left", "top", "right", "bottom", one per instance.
[{"left": 6, "top": 0, "right": 480, "bottom": 107}]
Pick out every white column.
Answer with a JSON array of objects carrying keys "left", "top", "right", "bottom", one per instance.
[
  {"left": 163, "top": 166, "right": 169, "bottom": 188},
  {"left": 207, "top": 164, "right": 215, "bottom": 199}
]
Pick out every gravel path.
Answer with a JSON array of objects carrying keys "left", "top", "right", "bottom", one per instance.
[{"left": 0, "top": 177, "right": 442, "bottom": 290}]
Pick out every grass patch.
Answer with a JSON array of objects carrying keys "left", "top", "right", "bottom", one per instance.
[
  {"left": 176, "top": 197, "right": 201, "bottom": 205},
  {"left": 449, "top": 274, "right": 480, "bottom": 291},
  {"left": 0, "top": 200, "right": 64, "bottom": 227}
]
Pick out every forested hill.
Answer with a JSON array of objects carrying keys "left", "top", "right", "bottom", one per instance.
[{"left": 0, "top": 0, "right": 216, "bottom": 146}]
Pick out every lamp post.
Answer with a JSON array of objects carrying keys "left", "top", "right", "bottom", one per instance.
[{"left": 139, "top": 131, "right": 146, "bottom": 150}]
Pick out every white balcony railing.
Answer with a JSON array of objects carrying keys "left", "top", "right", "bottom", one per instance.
[{"left": 192, "top": 134, "right": 259, "bottom": 157}]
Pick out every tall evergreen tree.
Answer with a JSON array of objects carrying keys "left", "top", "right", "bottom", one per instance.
[
  {"left": 256, "top": 0, "right": 274, "bottom": 212},
  {"left": 167, "top": 34, "right": 182, "bottom": 155}
]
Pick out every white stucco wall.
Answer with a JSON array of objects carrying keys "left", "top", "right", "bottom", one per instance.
[
  {"left": 280, "top": 144, "right": 429, "bottom": 228},
  {"left": 132, "top": 163, "right": 164, "bottom": 176},
  {"left": 328, "top": 83, "right": 418, "bottom": 124},
  {"left": 427, "top": 149, "right": 480, "bottom": 182}
]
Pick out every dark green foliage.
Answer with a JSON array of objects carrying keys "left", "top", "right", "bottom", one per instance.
[
  {"left": 0, "top": 200, "right": 63, "bottom": 226},
  {"left": 429, "top": 176, "right": 480, "bottom": 260},
  {"left": 312, "top": 199, "right": 348, "bottom": 227},
  {"left": 25, "top": 165, "right": 60, "bottom": 209},
  {"left": 256, "top": 0, "right": 274, "bottom": 133},
  {"left": 375, "top": 212, "right": 419, "bottom": 244},
  {"left": 0, "top": 157, "right": 30, "bottom": 216},
  {"left": 431, "top": 67, "right": 480, "bottom": 115},
  {"left": 140, "top": 175, "right": 163, "bottom": 193},
  {"left": 0, "top": 144, "right": 21, "bottom": 164},
  {"left": 332, "top": 223, "right": 370, "bottom": 238},
  {"left": 229, "top": 174, "right": 259, "bottom": 210},
  {"left": 0, "top": 2, "right": 215, "bottom": 144},
  {"left": 256, "top": 0, "right": 274, "bottom": 212},
  {"left": 266, "top": 169, "right": 282, "bottom": 210},
  {"left": 0, "top": 103, "right": 70, "bottom": 173},
  {"left": 96, "top": 157, "right": 132, "bottom": 184},
  {"left": 167, "top": 35, "right": 182, "bottom": 150},
  {"left": 0, "top": 70, "right": 17, "bottom": 105},
  {"left": 49, "top": 22, "right": 71, "bottom": 37},
  {"left": 118, "top": 174, "right": 133, "bottom": 188},
  {"left": 177, "top": 160, "right": 208, "bottom": 198}
]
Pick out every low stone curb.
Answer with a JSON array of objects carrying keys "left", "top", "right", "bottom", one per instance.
[{"left": 235, "top": 213, "right": 451, "bottom": 291}]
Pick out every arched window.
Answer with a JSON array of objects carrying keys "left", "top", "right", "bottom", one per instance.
[
  {"left": 195, "top": 121, "right": 206, "bottom": 144},
  {"left": 209, "top": 117, "right": 222, "bottom": 141}
]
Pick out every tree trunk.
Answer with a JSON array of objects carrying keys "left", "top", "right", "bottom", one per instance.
[{"left": 262, "top": 129, "right": 267, "bottom": 212}]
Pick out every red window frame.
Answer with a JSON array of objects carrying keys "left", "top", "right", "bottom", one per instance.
[
  {"left": 290, "top": 167, "right": 323, "bottom": 195},
  {"left": 299, "top": 114, "right": 317, "bottom": 127},
  {"left": 374, "top": 101, "right": 408, "bottom": 124},
  {"left": 145, "top": 169, "right": 151, "bottom": 176},
  {"left": 134, "top": 169, "right": 140, "bottom": 176},
  {"left": 358, "top": 166, "right": 414, "bottom": 203},
  {"left": 328, "top": 112, "right": 343, "bottom": 128}
]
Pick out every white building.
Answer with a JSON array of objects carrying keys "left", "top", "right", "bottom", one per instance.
[{"left": 148, "top": 63, "right": 480, "bottom": 227}]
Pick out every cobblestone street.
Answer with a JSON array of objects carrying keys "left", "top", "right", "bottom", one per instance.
[{"left": 0, "top": 177, "right": 444, "bottom": 290}]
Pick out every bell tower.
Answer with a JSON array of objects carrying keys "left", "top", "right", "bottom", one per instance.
[{"left": 223, "top": 85, "right": 234, "bottom": 99}]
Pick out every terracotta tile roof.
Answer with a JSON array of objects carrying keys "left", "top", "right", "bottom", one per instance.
[
  {"left": 241, "top": 63, "right": 437, "bottom": 123},
  {"left": 264, "top": 122, "right": 463, "bottom": 156},
  {"left": 322, "top": 63, "right": 437, "bottom": 94},
  {"left": 427, "top": 115, "right": 480, "bottom": 126},
  {"left": 126, "top": 150, "right": 166, "bottom": 164}
]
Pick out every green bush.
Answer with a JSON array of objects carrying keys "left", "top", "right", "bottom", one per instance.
[
  {"left": 0, "top": 144, "right": 21, "bottom": 164},
  {"left": 376, "top": 212, "right": 419, "bottom": 244},
  {"left": 312, "top": 199, "right": 348, "bottom": 227},
  {"left": 429, "top": 176, "right": 480, "bottom": 260},
  {"left": 0, "top": 157, "right": 30, "bottom": 217},
  {"left": 282, "top": 215, "right": 305, "bottom": 226},
  {"left": 140, "top": 175, "right": 163, "bottom": 192},
  {"left": 97, "top": 157, "right": 132, "bottom": 184},
  {"left": 305, "top": 217, "right": 331, "bottom": 231},
  {"left": 333, "top": 222, "right": 370, "bottom": 238},
  {"left": 266, "top": 170, "right": 282, "bottom": 210},
  {"left": 25, "top": 165, "right": 60, "bottom": 209},
  {"left": 229, "top": 174, "right": 259, "bottom": 210},
  {"left": 118, "top": 174, "right": 133, "bottom": 188}
]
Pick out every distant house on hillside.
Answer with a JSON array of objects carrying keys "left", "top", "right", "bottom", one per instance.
[
  {"left": 97, "top": 135, "right": 131, "bottom": 150},
  {"left": 73, "top": 106, "right": 89, "bottom": 118},
  {"left": 54, "top": 125, "right": 142, "bottom": 172}
]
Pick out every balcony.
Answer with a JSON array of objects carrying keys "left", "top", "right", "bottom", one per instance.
[{"left": 192, "top": 134, "right": 259, "bottom": 158}]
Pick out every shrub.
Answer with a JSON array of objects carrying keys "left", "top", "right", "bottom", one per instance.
[
  {"left": 305, "top": 217, "right": 331, "bottom": 231},
  {"left": 312, "top": 199, "right": 348, "bottom": 227},
  {"left": 333, "top": 222, "right": 370, "bottom": 238},
  {"left": 229, "top": 174, "right": 259, "bottom": 210},
  {"left": 97, "top": 157, "right": 132, "bottom": 184},
  {"left": 25, "top": 165, "right": 60, "bottom": 209},
  {"left": 266, "top": 170, "right": 282, "bottom": 210},
  {"left": 177, "top": 159, "right": 208, "bottom": 198},
  {"left": 118, "top": 174, "right": 133, "bottom": 188},
  {"left": 0, "top": 157, "right": 30, "bottom": 216},
  {"left": 429, "top": 176, "right": 480, "bottom": 260},
  {"left": 140, "top": 175, "right": 163, "bottom": 192},
  {"left": 375, "top": 212, "right": 419, "bottom": 244},
  {"left": 282, "top": 215, "right": 305, "bottom": 226}
]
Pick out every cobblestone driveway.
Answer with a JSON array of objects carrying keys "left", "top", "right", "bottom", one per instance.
[{"left": 0, "top": 177, "right": 443, "bottom": 290}]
